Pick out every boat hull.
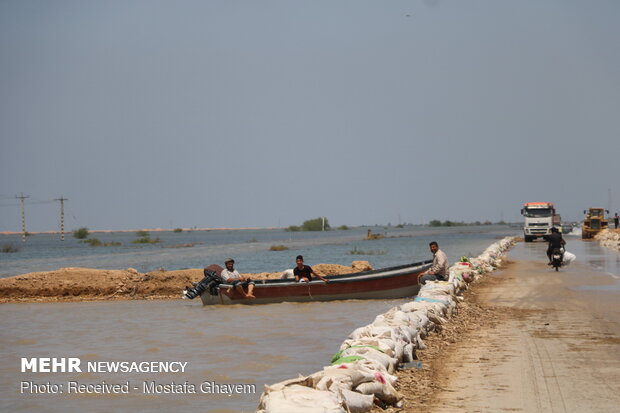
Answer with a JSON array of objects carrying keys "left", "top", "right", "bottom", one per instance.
[{"left": 199, "top": 260, "right": 432, "bottom": 305}]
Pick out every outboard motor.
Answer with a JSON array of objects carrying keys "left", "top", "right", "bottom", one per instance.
[{"left": 183, "top": 265, "right": 224, "bottom": 299}]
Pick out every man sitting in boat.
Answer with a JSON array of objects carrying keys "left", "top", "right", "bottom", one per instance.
[
  {"left": 221, "top": 258, "right": 256, "bottom": 298},
  {"left": 419, "top": 241, "right": 449, "bottom": 284},
  {"left": 294, "top": 255, "right": 329, "bottom": 283}
]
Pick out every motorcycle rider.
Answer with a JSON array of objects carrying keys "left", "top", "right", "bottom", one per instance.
[{"left": 547, "top": 227, "right": 566, "bottom": 265}]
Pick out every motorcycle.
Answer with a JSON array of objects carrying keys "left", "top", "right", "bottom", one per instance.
[{"left": 551, "top": 248, "right": 564, "bottom": 271}]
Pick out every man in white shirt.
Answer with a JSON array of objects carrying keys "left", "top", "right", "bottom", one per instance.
[
  {"left": 419, "top": 241, "right": 449, "bottom": 285},
  {"left": 220, "top": 258, "right": 255, "bottom": 298}
]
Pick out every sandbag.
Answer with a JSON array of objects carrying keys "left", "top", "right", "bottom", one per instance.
[
  {"left": 257, "top": 384, "right": 346, "bottom": 413},
  {"left": 339, "top": 389, "right": 374, "bottom": 413},
  {"left": 563, "top": 251, "right": 576, "bottom": 266}
]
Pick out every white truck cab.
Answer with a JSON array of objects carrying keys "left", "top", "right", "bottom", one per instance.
[{"left": 521, "top": 202, "right": 560, "bottom": 242}]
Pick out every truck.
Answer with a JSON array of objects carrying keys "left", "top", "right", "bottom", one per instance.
[
  {"left": 581, "top": 208, "right": 609, "bottom": 239},
  {"left": 520, "top": 202, "right": 561, "bottom": 242}
]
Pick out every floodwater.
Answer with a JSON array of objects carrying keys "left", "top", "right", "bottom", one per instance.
[
  {"left": 506, "top": 233, "right": 620, "bottom": 325},
  {"left": 2, "top": 225, "right": 525, "bottom": 412}
]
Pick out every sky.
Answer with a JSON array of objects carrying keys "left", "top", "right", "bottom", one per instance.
[{"left": 1, "top": 0, "right": 619, "bottom": 232}]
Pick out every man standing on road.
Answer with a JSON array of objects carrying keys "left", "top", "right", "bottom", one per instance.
[
  {"left": 614, "top": 213, "right": 619, "bottom": 229},
  {"left": 419, "top": 241, "right": 449, "bottom": 285}
]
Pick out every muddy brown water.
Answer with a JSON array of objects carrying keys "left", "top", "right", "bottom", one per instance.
[{"left": 1, "top": 298, "right": 410, "bottom": 412}]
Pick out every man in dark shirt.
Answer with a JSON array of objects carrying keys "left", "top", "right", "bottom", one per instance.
[
  {"left": 293, "top": 255, "right": 329, "bottom": 283},
  {"left": 547, "top": 227, "right": 566, "bottom": 265}
]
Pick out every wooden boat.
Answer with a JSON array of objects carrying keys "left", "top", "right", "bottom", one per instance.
[{"left": 186, "top": 260, "right": 432, "bottom": 305}]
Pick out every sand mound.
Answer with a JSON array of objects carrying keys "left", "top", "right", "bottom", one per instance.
[
  {"left": 0, "top": 261, "right": 373, "bottom": 303},
  {"left": 594, "top": 229, "right": 620, "bottom": 251}
]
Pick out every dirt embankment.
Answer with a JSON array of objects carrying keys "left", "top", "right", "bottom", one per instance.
[{"left": 0, "top": 261, "right": 373, "bottom": 303}]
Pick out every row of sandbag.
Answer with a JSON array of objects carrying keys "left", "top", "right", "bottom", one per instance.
[
  {"left": 256, "top": 236, "right": 517, "bottom": 413},
  {"left": 595, "top": 229, "right": 620, "bottom": 252}
]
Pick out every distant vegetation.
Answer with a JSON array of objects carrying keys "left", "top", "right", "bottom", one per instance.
[
  {"left": 269, "top": 245, "right": 289, "bottom": 251},
  {"left": 337, "top": 225, "right": 350, "bottom": 230},
  {"left": 365, "top": 230, "right": 385, "bottom": 240},
  {"left": 82, "top": 238, "right": 122, "bottom": 247},
  {"left": 428, "top": 220, "right": 505, "bottom": 227},
  {"left": 83, "top": 238, "right": 102, "bottom": 246},
  {"left": 73, "top": 227, "right": 90, "bottom": 239},
  {"left": 163, "top": 243, "right": 195, "bottom": 248},
  {"left": 246, "top": 238, "right": 258, "bottom": 243},
  {"left": 173, "top": 228, "right": 183, "bottom": 233},
  {"left": 133, "top": 231, "right": 161, "bottom": 244},
  {"left": 350, "top": 246, "right": 387, "bottom": 255},
  {"left": 286, "top": 217, "right": 331, "bottom": 232},
  {"left": 2, "top": 243, "right": 20, "bottom": 253}
]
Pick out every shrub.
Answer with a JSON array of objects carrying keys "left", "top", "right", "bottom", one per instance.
[
  {"left": 83, "top": 238, "right": 102, "bottom": 246},
  {"left": 133, "top": 236, "right": 160, "bottom": 244},
  {"left": 285, "top": 225, "right": 301, "bottom": 232},
  {"left": 269, "top": 245, "right": 289, "bottom": 251},
  {"left": 302, "top": 217, "right": 330, "bottom": 231},
  {"left": 350, "top": 247, "right": 387, "bottom": 255},
  {"left": 429, "top": 220, "right": 442, "bottom": 227},
  {"left": 136, "top": 230, "right": 150, "bottom": 237},
  {"left": 73, "top": 227, "right": 90, "bottom": 239},
  {"left": 2, "top": 243, "right": 20, "bottom": 253},
  {"left": 337, "top": 225, "right": 350, "bottom": 230},
  {"left": 173, "top": 228, "right": 183, "bottom": 233}
]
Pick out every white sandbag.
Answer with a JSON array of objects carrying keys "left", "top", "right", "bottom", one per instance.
[
  {"left": 339, "top": 388, "right": 374, "bottom": 413},
  {"left": 314, "top": 365, "right": 374, "bottom": 392},
  {"left": 340, "top": 339, "right": 396, "bottom": 357},
  {"left": 355, "top": 379, "right": 401, "bottom": 405},
  {"left": 263, "top": 375, "right": 315, "bottom": 392},
  {"left": 563, "top": 251, "right": 576, "bottom": 266},
  {"left": 258, "top": 384, "right": 346, "bottom": 413},
  {"left": 347, "top": 360, "right": 398, "bottom": 385},
  {"left": 280, "top": 269, "right": 295, "bottom": 279},
  {"left": 339, "top": 347, "right": 399, "bottom": 372},
  {"left": 402, "top": 342, "right": 415, "bottom": 362}
]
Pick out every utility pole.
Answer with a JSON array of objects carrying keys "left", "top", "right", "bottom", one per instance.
[
  {"left": 16, "top": 193, "right": 29, "bottom": 242},
  {"left": 55, "top": 196, "right": 68, "bottom": 240}
]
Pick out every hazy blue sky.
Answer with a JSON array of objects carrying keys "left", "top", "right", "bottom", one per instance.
[{"left": 1, "top": 0, "right": 619, "bottom": 232}]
